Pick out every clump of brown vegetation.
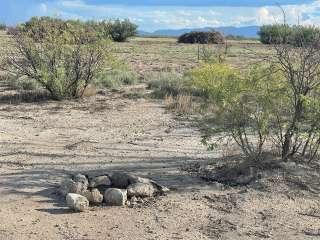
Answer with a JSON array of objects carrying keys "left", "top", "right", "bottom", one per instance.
[
  {"left": 165, "top": 94, "right": 193, "bottom": 114},
  {"left": 178, "top": 31, "right": 225, "bottom": 44}
]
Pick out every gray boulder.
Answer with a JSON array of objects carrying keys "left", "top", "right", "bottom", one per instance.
[
  {"left": 127, "top": 183, "right": 156, "bottom": 198},
  {"left": 89, "top": 175, "right": 112, "bottom": 188},
  {"left": 109, "top": 172, "right": 170, "bottom": 195},
  {"left": 82, "top": 189, "right": 103, "bottom": 205},
  {"left": 73, "top": 174, "right": 89, "bottom": 186},
  {"left": 66, "top": 193, "right": 89, "bottom": 212},
  {"left": 104, "top": 188, "right": 127, "bottom": 206},
  {"left": 109, "top": 172, "right": 132, "bottom": 188},
  {"left": 58, "top": 179, "right": 88, "bottom": 196}
]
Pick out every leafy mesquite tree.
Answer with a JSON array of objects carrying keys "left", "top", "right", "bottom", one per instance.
[
  {"left": 193, "top": 25, "right": 320, "bottom": 162},
  {"left": 2, "top": 25, "right": 111, "bottom": 100},
  {"left": 272, "top": 28, "right": 320, "bottom": 160},
  {"left": 109, "top": 19, "right": 138, "bottom": 42}
]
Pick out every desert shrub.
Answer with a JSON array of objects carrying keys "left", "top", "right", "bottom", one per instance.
[
  {"left": 2, "top": 27, "right": 111, "bottom": 100},
  {"left": 95, "top": 70, "right": 139, "bottom": 89},
  {"left": 193, "top": 37, "right": 320, "bottom": 162},
  {"left": 271, "top": 31, "right": 320, "bottom": 160},
  {"left": 0, "top": 23, "right": 6, "bottom": 30},
  {"left": 192, "top": 62, "right": 286, "bottom": 158},
  {"left": 198, "top": 44, "right": 227, "bottom": 63},
  {"left": 259, "top": 24, "right": 320, "bottom": 46},
  {"left": 178, "top": 31, "right": 225, "bottom": 44},
  {"left": 17, "top": 17, "right": 81, "bottom": 43},
  {"left": 9, "top": 17, "right": 137, "bottom": 43},
  {"left": 6, "top": 27, "right": 19, "bottom": 35},
  {"left": 87, "top": 20, "right": 112, "bottom": 39},
  {"left": 259, "top": 24, "right": 291, "bottom": 44},
  {"left": 109, "top": 19, "right": 138, "bottom": 42}
]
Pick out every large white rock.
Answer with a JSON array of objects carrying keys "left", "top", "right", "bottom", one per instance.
[
  {"left": 66, "top": 193, "right": 89, "bottom": 212},
  {"left": 127, "top": 183, "right": 156, "bottom": 198},
  {"left": 104, "top": 188, "right": 127, "bottom": 206}
]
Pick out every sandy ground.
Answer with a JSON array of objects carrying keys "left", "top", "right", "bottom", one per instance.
[{"left": 0, "top": 88, "right": 320, "bottom": 240}]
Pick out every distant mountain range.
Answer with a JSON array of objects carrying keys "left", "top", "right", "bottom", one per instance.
[{"left": 139, "top": 26, "right": 260, "bottom": 38}]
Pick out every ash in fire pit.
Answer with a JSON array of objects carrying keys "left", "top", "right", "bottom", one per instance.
[{"left": 58, "top": 172, "right": 170, "bottom": 212}]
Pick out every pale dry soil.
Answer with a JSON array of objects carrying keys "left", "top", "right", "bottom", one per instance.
[{"left": 0, "top": 88, "right": 319, "bottom": 240}]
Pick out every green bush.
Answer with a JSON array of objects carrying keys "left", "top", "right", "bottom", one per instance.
[
  {"left": 258, "top": 24, "right": 320, "bottom": 46},
  {"left": 0, "top": 23, "right": 6, "bottom": 30},
  {"left": 225, "top": 35, "right": 256, "bottom": 41},
  {"left": 110, "top": 19, "right": 138, "bottom": 42},
  {"left": 3, "top": 28, "right": 112, "bottom": 100},
  {"left": 193, "top": 51, "right": 320, "bottom": 162},
  {"left": 192, "top": 62, "right": 284, "bottom": 158},
  {"left": 11, "top": 17, "right": 137, "bottom": 43},
  {"left": 178, "top": 31, "right": 225, "bottom": 44}
]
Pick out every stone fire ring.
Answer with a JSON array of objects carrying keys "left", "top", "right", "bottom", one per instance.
[{"left": 58, "top": 172, "right": 170, "bottom": 212}]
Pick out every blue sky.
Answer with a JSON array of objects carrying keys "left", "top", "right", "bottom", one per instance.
[{"left": 1, "top": 0, "right": 320, "bottom": 31}]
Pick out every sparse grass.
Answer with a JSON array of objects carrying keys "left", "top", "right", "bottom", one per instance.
[
  {"left": 5, "top": 75, "right": 40, "bottom": 91},
  {"left": 123, "top": 91, "right": 145, "bottom": 99},
  {"left": 112, "top": 37, "right": 199, "bottom": 75},
  {"left": 112, "top": 37, "right": 272, "bottom": 76},
  {"left": 94, "top": 70, "right": 139, "bottom": 89},
  {"left": 146, "top": 71, "right": 192, "bottom": 98},
  {"left": 0, "top": 90, "right": 51, "bottom": 104},
  {"left": 0, "top": 32, "right": 273, "bottom": 103}
]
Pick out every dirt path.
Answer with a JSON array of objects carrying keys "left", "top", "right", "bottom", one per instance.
[{"left": 0, "top": 91, "right": 319, "bottom": 240}]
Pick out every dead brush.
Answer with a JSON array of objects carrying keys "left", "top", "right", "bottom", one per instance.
[
  {"left": 165, "top": 94, "right": 193, "bottom": 114},
  {"left": 164, "top": 94, "right": 175, "bottom": 109}
]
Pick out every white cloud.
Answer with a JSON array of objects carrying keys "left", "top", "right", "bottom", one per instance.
[{"left": 36, "top": 0, "right": 320, "bottom": 31}]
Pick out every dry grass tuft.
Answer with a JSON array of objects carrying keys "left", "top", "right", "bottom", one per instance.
[
  {"left": 0, "top": 90, "right": 51, "bottom": 104},
  {"left": 165, "top": 94, "right": 193, "bottom": 114},
  {"left": 77, "top": 84, "right": 97, "bottom": 98}
]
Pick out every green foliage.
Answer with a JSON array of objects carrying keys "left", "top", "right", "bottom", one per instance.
[
  {"left": 225, "top": 35, "right": 257, "bottom": 41},
  {"left": 193, "top": 48, "right": 320, "bottom": 162},
  {"left": 259, "top": 24, "right": 320, "bottom": 46},
  {"left": 4, "top": 28, "right": 112, "bottom": 100},
  {"left": 11, "top": 76, "right": 40, "bottom": 91},
  {"left": 95, "top": 70, "right": 139, "bottom": 89},
  {"left": 192, "top": 62, "right": 286, "bottom": 158},
  {"left": 0, "top": 23, "right": 6, "bottom": 30},
  {"left": 178, "top": 31, "right": 225, "bottom": 44},
  {"left": 109, "top": 19, "right": 138, "bottom": 42},
  {"left": 146, "top": 72, "right": 194, "bottom": 98},
  {"left": 12, "top": 17, "right": 137, "bottom": 43}
]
